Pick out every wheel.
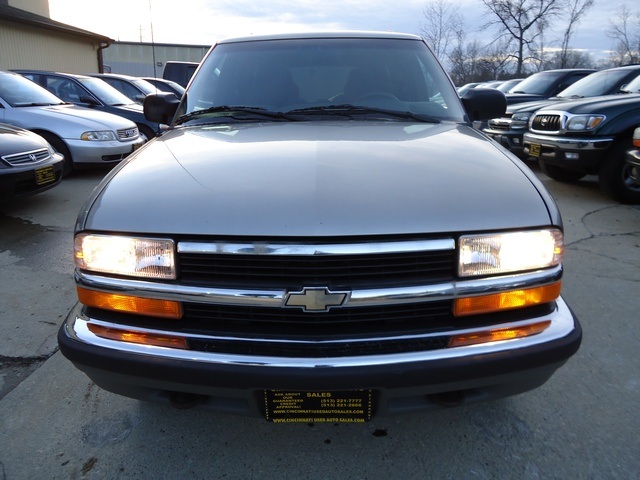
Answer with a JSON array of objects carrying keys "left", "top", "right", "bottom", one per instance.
[
  {"left": 539, "top": 159, "right": 586, "bottom": 182},
  {"left": 598, "top": 140, "right": 640, "bottom": 204},
  {"left": 37, "top": 132, "right": 73, "bottom": 177},
  {"left": 137, "top": 124, "right": 156, "bottom": 142}
]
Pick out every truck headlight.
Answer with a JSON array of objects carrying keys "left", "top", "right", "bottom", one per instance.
[
  {"left": 511, "top": 112, "right": 532, "bottom": 126},
  {"left": 566, "top": 115, "right": 605, "bottom": 131},
  {"left": 459, "top": 229, "right": 563, "bottom": 277},
  {"left": 74, "top": 234, "right": 176, "bottom": 279},
  {"left": 81, "top": 131, "right": 117, "bottom": 141}
]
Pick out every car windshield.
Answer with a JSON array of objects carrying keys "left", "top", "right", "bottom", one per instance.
[
  {"left": 620, "top": 75, "right": 640, "bottom": 94},
  {"left": 557, "top": 69, "right": 639, "bottom": 98},
  {"left": 0, "top": 72, "right": 64, "bottom": 107},
  {"left": 77, "top": 77, "right": 136, "bottom": 106},
  {"left": 509, "top": 72, "right": 564, "bottom": 95},
  {"left": 181, "top": 37, "right": 465, "bottom": 123},
  {"left": 130, "top": 78, "right": 157, "bottom": 95}
]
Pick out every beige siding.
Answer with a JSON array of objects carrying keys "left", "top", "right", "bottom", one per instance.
[{"left": 0, "top": 20, "right": 100, "bottom": 72}]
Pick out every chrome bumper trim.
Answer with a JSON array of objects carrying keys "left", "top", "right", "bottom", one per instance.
[
  {"left": 75, "top": 265, "right": 563, "bottom": 308},
  {"left": 63, "top": 296, "right": 577, "bottom": 368},
  {"left": 177, "top": 238, "right": 455, "bottom": 256},
  {"left": 524, "top": 132, "right": 614, "bottom": 150}
]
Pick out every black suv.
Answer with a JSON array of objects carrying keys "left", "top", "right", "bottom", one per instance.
[
  {"left": 523, "top": 75, "right": 640, "bottom": 204},
  {"left": 485, "top": 66, "right": 640, "bottom": 157},
  {"left": 504, "top": 68, "right": 595, "bottom": 105}
]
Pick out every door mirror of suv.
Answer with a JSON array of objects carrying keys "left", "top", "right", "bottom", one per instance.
[
  {"left": 461, "top": 88, "right": 507, "bottom": 121},
  {"left": 144, "top": 92, "right": 180, "bottom": 125}
]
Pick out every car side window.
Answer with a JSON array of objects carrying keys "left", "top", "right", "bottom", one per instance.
[{"left": 54, "top": 79, "right": 83, "bottom": 103}]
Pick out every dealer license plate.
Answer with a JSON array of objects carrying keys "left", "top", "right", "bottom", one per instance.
[
  {"left": 264, "top": 390, "right": 373, "bottom": 423},
  {"left": 35, "top": 165, "right": 56, "bottom": 186},
  {"left": 529, "top": 142, "right": 541, "bottom": 157}
]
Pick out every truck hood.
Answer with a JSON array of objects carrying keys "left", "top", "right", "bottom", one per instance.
[
  {"left": 535, "top": 93, "right": 640, "bottom": 114},
  {"left": 80, "top": 121, "right": 555, "bottom": 237}
]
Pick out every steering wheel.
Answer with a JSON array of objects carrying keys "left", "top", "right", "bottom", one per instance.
[{"left": 354, "top": 92, "right": 400, "bottom": 103}]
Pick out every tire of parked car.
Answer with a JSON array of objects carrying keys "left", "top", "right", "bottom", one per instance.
[
  {"left": 35, "top": 131, "right": 73, "bottom": 177},
  {"left": 598, "top": 139, "right": 640, "bottom": 204},
  {"left": 538, "top": 159, "right": 586, "bottom": 183}
]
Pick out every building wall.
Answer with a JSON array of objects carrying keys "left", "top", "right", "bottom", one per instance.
[
  {"left": 7, "top": 0, "right": 49, "bottom": 17},
  {"left": 0, "top": 20, "right": 100, "bottom": 72},
  {"left": 102, "top": 42, "right": 210, "bottom": 77}
]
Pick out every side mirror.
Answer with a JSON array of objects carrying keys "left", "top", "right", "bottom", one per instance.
[
  {"left": 461, "top": 88, "right": 506, "bottom": 121},
  {"left": 79, "top": 96, "right": 100, "bottom": 106},
  {"left": 144, "top": 92, "right": 180, "bottom": 125}
]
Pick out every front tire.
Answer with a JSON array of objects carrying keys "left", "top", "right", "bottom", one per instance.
[
  {"left": 598, "top": 140, "right": 640, "bottom": 204},
  {"left": 38, "top": 132, "right": 73, "bottom": 177}
]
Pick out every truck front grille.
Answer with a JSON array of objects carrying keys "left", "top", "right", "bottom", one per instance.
[
  {"left": 531, "top": 114, "right": 562, "bottom": 132},
  {"left": 178, "top": 249, "right": 455, "bottom": 289}
]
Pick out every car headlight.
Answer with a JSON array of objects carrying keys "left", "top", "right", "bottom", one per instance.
[
  {"left": 566, "top": 115, "right": 605, "bottom": 131},
  {"left": 459, "top": 229, "right": 563, "bottom": 277},
  {"left": 74, "top": 234, "right": 176, "bottom": 279},
  {"left": 511, "top": 112, "right": 532, "bottom": 123},
  {"left": 81, "top": 130, "right": 117, "bottom": 141}
]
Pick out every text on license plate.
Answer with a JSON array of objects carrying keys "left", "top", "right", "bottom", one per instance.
[
  {"left": 35, "top": 165, "right": 56, "bottom": 185},
  {"left": 264, "top": 390, "right": 373, "bottom": 423},
  {"left": 529, "top": 143, "right": 541, "bottom": 157}
]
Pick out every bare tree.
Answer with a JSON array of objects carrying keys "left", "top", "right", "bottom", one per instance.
[
  {"left": 419, "top": 0, "right": 464, "bottom": 62},
  {"left": 559, "top": 0, "right": 595, "bottom": 68},
  {"left": 606, "top": 5, "right": 640, "bottom": 65},
  {"left": 481, "top": 0, "right": 565, "bottom": 75}
]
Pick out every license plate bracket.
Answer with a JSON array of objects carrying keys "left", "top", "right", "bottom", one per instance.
[
  {"left": 264, "top": 390, "right": 373, "bottom": 423},
  {"left": 35, "top": 165, "right": 56, "bottom": 186}
]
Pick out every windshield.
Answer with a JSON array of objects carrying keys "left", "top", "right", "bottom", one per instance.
[
  {"left": 78, "top": 77, "right": 136, "bottom": 106},
  {"left": 558, "top": 69, "right": 639, "bottom": 98},
  {"left": 0, "top": 72, "right": 64, "bottom": 107},
  {"left": 508, "top": 72, "right": 564, "bottom": 95},
  {"left": 181, "top": 37, "right": 465, "bottom": 122}
]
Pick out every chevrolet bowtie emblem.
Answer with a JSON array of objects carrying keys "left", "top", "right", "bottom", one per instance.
[{"left": 284, "top": 287, "right": 350, "bottom": 312}]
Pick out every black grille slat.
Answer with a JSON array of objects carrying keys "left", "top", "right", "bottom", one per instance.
[
  {"left": 532, "top": 114, "right": 562, "bottom": 132},
  {"left": 179, "top": 251, "right": 455, "bottom": 288}
]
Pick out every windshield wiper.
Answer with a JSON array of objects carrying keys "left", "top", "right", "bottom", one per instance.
[
  {"left": 175, "top": 106, "right": 297, "bottom": 125},
  {"left": 15, "top": 102, "right": 62, "bottom": 107},
  {"left": 286, "top": 105, "right": 441, "bottom": 123}
]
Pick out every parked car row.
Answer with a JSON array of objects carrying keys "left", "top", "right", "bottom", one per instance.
[
  {"left": 0, "top": 69, "right": 187, "bottom": 200},
  {"left": 481, "top": 66, "right": 640, "bottom": 204}
]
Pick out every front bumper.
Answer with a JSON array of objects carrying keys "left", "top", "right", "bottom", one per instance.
[
  {"left": 0, "top": 154, "right": 64, "bottom": 199},
  {"left": 483, "top": 128, "right": 527, "bottom": 156},
  {"left": 626, "top": 149, "right": 640, "bottom": 184},
  {"left": 64, "top": 137, "right": 144, "bottom": 165},
  {"left": 523, "top": 132, "right": 615, "bottom": 172},
  {"left": 59, "top": 297, "right": 581, "bottom": 418}
]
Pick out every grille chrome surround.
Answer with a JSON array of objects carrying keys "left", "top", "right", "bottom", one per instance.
[
  {"left": 117, "top": 127, "right": 139, "bottom": 141},
  {"left": 531, "top": 114, "right": 562, "bottom": 133},
  {"left": 177, "top": 238, "right": 456, "bottom": 288},
  {"left": 1, "top": 148, "right": 50, "bottom": 166}
]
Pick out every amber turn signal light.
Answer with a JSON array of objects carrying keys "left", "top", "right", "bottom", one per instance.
[
  {"left": 454, "top": 282, "right": 561, "bottom": 317},
  {"left": 87, "top": 323, "right": 188, "bottom": 349},
  {"left": 449, "top": 320, "right": 552, "bottom": 347},
  {"left": 77, "top": 287, "right": 182, "bottom": 319}
]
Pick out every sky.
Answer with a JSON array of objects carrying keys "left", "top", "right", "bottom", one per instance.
[{"left": 47, "top": 0, "right": 631, "bottom": 59}]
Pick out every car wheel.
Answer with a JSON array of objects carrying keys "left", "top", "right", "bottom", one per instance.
[
  {"left": 539, "top": 159, "right": 586, "bottom": 182},
  {"left": 37, "top": 132, "right": 73, "bottom": 177},
  {"left": 598, "top": 139, "right": 640, "bottom": 204},
  {"left": 137, "top": 124, "right": 155, "bottom": 142}
]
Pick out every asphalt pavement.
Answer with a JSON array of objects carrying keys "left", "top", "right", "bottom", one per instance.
[{"left": 1, "top": 164, "right": 639, "bottom": 479}]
